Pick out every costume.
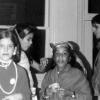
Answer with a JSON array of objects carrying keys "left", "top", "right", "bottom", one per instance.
[
  {"left": 40, "top": 64, "right": 92, "bottom": 100},
  {"left": 0, "top": 61, "right": 31, "bottom": 100},
  {"left": 92, "top": 50, "right": 100, "bottom": 96}
]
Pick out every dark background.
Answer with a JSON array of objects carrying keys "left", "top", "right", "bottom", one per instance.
[
  {"left": 88, "top": 0, "right": 100, "bottom": 13},
  {"left": 26, "top": 29, "right": 45, "bottom": 63},
  {"left": 0, "top": 0, "right": 45, "bottom": 26}
]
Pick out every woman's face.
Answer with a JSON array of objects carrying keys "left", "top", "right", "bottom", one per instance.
[
  {"left": 20, "top": 33, "right": 33, "bottom": 51},
  {"left": 54, "top": 47, "right": 69, "bottom": 68},
  {"left": 0, "top": 38, "right": 16, "bottom": 61}
]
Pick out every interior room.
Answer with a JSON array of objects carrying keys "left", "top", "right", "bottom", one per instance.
[{"left": 0, "top": 0, "right": 99, "bottom": 99}]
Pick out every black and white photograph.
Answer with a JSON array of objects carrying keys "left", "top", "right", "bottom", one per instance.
[{"left": 0, "top": 0, "right": 100, "bottom": 100}]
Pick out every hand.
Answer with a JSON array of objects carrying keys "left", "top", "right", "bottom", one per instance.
[
  {"left": 58, "top": 88, "right": 65, "bottom": 96},
  {"left": 31, "top": 87, "right": 36, "bottom": 96},
  {"left": 49, "top": 83, "right": 60, "bottom": 93},
  {"left": 40, "top": 58, "right": 48, "bottom": 71},
  {"left": 2, "top": 93, "right": 23, "bottom": 100}
]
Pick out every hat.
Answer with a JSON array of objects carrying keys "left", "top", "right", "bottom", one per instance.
[{"left": 50, "top": 41, "right": 72, "bottom": 50}]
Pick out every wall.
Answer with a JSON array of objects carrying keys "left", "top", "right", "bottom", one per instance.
[
  {"left": 45, "top": 0, "right": 78, "bottom": 58},
  {"left": 49, "top": 0, "right": 78, "bottom": 43},
  {"left": 45, "top": 0, "right": 93, "bottom": 66}
]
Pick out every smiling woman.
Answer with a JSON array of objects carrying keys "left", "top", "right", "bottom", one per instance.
[{"left": 40, "top": 42, "right": 92, "bottom": 100}]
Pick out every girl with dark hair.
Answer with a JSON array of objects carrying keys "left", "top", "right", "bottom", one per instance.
[{"left": 13, "top": 24, "right": 47, "bottom": 99}]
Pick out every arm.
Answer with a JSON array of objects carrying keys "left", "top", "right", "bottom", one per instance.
[
  {"left": 60, "top": 69, "right": 92, "bottom": 100},
  {"left": 31, "top": 58, "right": 50, "bottom": 72},
  {"left": 31, "top": 60, "right": 40, "bottom": 71},
  {"left": 2, "top": 93, "right": 23, "bottom": 100},
  {"left": 71, "top": 70, "right": 92, "bottom": 100},
  {"left": 19, "top": 68, "right": 32, "bottom": 100}
]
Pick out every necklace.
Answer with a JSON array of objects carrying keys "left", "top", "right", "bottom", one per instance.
[
  {"left": 0, "top": 62, "right": 18, "bottom": 95},
  {"left": 0, "top": 59, "right": 12, "bottom": 69}
]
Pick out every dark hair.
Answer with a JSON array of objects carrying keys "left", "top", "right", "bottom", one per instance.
[
  {"left": 0, "top": 29, "right": 21, "bottom": 63},
  {"left": 14, "top": 24, "right": 37, "bottom": 39},
  {"left": 91, "top": 14, "right": 100, "bottom": 25}
]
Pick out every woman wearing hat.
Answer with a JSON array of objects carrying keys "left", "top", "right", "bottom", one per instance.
[{"left": 40, "top": 42, "right": 92, "bottom": 100}]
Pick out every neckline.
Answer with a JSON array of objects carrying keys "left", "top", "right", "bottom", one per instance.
[
  {"left": 0, "top": 59, "right": 12, "bottom": 69},
  {"left": 0, "top": 62, "right": 18, "bottom": 94},
  {"left": 56, "top": 64, "right": 71, "bottom": 74}
]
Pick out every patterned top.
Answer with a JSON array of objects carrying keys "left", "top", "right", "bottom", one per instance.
[{"left": 0, "top": 61, "right": 31, "bottom": 100}]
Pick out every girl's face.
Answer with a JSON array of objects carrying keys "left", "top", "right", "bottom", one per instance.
[
  {"left": 54, "top": 47, "right": 69, "bottom": 68},
  {"left": 0, "top": 38, "right": 16, "bottom": 61},
  {"left": 20, "top": 33, "right": 33, "bottom": 51},
  {"left": 93, "top": 23, "right": 100, "bottom": 39}
]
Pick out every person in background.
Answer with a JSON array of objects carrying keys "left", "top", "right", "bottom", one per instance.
[
  {"left": 40, "top": 42, "right": 92, "bottom": 100},
  {"left": 91, "top": 14, "right": 100, "bottom": 100},
  {"left": 0, "top": 29, "right": 31, "bottom": 100}
]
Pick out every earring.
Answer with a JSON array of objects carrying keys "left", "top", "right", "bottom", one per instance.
[{"left": 13, "top": 47, "right": 17, "bottom": 55}]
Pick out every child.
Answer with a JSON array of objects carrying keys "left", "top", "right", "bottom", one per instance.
[
  {"left": 14, "top": 24, "right": 47, "bottom": 100},
  {"left": 0, "top": 29, "right": 31, "bottom": 100},
  {"left": 14, "top": 25, "right": 46, "bottom": 80},
  {"left": 40, "top": 42, "right": 92, "bottom": 100}
]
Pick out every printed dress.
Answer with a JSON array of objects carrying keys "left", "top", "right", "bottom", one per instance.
[
  {"left": 0, "top": 61, "right": 31, "bottom": 100},
  {"left": 40, "top": 64, "right": 92, "bottom": 100}
]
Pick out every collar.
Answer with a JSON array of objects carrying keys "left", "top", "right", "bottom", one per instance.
[
  {"left": 0, "top": 59, "right": 12, "bottom": 69},
  {"left": 55, "top": 64, "right": 71, "bottom": 74}
]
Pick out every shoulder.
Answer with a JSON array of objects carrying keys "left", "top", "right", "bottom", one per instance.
[
  {"left": 70, "top": 67, "right": 86, "bottom": 79},
  {"left": 18, "top": 51, "right": 30, "bottom": 69},
  {"left": 44, "top": 69, "right": 54, "bottom": 79},
  {"left": 20, "top": 51, "right": 28, "bottom": 61},
  {"left": 16, "top": 63, "right": 28, "bottom": 75}
]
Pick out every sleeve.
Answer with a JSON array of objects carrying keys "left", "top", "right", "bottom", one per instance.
[
  {"left": 18, "top": 68, "right": 32, "bottom": 100},
  {"left": 63, "top": 69, "right": 92, "bottom": 100},
  {"left": 18, "top": 51, "right": 30, "bottom": 70},
  {"left": 18, "top": 51, "right": 34, "bottom": 88},
  {"left": 40, "top": 71, "right": 52, "bottom": 100},
  {"left": 72, "top": 69, "right": 92, "bottom": 100}
]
